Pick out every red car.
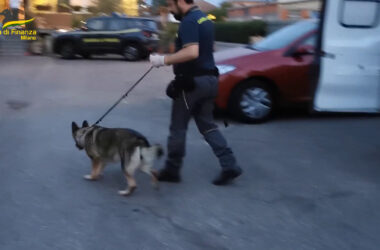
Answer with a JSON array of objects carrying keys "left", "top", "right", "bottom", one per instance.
[{"left": 215, "top": 20, "right": 318, "bottom": 123}]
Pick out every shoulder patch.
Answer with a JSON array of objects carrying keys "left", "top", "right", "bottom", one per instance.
[{"left": 197, "top": 16, "right": 212, "bottom": 25}]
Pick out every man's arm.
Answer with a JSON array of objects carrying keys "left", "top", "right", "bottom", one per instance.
[
  {"left": 150, "top": 19, "right": 200, "bottom": 68},
  {"left": 164, "top": 44, "right": 199, "bottom": 65}
]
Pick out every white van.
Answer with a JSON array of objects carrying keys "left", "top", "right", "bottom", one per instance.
[{"left": 314, "top": 0, "right": 380, "bottom": 112}]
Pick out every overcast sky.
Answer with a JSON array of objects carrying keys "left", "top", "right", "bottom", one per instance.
[{"left": 209, "top": 0, "right": 224, "bottom": 6}]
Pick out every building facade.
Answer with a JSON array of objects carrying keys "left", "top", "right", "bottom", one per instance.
[
  {"left": 278, "top": 0, "right": 321, "bottom": 19},
  {"left": 227, "top": 0, "right": 321, "bottom": 21},
  {"left": 0, "top": 0, "right": 8, "bottom": 12},
  {"left": 227, "top": 1, "right": 279, "bottom": 21},
  {"left": 121, "top": 0, "right": 138, "bottom": 16},
  {"left": 27, "top": 0, "right": 138, "bottom": 16}
]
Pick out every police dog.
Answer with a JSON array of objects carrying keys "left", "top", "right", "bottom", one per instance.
[{"left": 71, "top": 120, "right": 163, "bottom": 196}]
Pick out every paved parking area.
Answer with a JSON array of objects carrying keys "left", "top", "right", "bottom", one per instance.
[{"left": 0, "top": 56, "right": 379, "bottom": 250}]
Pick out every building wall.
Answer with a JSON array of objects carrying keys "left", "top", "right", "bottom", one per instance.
[
  {"left": 28, "top": 0, "right": 138, "bottom": 16},
  {"left": 228, "top": 1, "right": 267, "bottom": 8},
  {"left": 121, "top": 0, "right": 138, "bottom": 16},
  {"left": 248, "top": 4, "right": 277, "bottom": 16},
  {"left": 228, "top": 0, "right": 320, "bottom": 20},
  {"left": 1, "top": 0, "right": 8, "bottom": 11},
  {"left": 278, "top": 0, "right": 321, "bottom": 11},
  {"left": 29, "top": 0, "right": 58, "bottom": 12},
  {"left": 278, "top": 0, "right": 321, "bottom": 20},
  {"left": 228, "top": 8, "right": 246, "bottom": 18},
  {"left": 228, "top": 3, "right": 279, "bottom": 20},
  {"left": 0, "top": 0, "right": 7, "bottom": 24}
]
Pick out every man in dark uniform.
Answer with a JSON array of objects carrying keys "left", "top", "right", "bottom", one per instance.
[{"left": 150, "top": 0, "right": 242, "bottom": 185}]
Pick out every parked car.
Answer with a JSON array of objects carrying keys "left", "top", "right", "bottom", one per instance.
[
  {"left": 215, "top": 20, "right": 318, "bottom": 123},
  {"left": 52, "top": 15, "right": 159, "bottom": 61}
]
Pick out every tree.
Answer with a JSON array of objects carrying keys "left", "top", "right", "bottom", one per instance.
[
  {"left": 151, "top": 0, "right": 167, "bottom": 15},
  {"left": 58, "top": 0, "right": 70, "bottom": 5},
  {"left": 220, "top": 2, "right": 232, "bottom": 10},
  {"left": 90, "top": 0, "right": 122, "bottom": 15},
  {"left": 207, "top": 1, "right": 232, "bottom": 22},
  {"left": 138, "top": 0, "right": 150, "bottom": 16}
]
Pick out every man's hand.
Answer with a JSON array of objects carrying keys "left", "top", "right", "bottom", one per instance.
[{"left": 149, "top": 54, "right": 166, "bottom": 68}]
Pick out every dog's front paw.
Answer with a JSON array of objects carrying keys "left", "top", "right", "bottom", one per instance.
[
  {"left": 118, "top": 190, "right": 131, "bottom": 196},
  {"left": 83, "top": 174, "right": 96, "bottom": 181},
  {"left": 118, "top": 186, "right": 136, "bottom": 196}
]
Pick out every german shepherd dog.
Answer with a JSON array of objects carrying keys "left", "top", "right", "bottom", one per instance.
[{"left": 71, "top": 121, "right": 163, "bottom": 196}]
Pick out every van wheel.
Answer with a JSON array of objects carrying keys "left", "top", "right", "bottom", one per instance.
[
  {"left": 229, "top": 80, "right": 275, "bottom": 123},
  {"left": 123, "top": 44, "right": 140, "bottom": 61},
  {"left": 60, "top": 42, "right": 75, "bottom": 59}
]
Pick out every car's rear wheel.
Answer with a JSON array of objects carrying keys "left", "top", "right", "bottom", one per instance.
[
  {"left": 81, "top": 52, "right": 91, "bottom": 59},
  {"left": 60, "top": 42, "right": 75, "bottom": 59},
  {"left": 141, "top": 51, "right": 149, "bottom": 60},
  {"left": 123, "top": 44, "right": 140, "bottom": 61},
  {"left": 229, "top": 80, "right": 275, "bottom": 123}
]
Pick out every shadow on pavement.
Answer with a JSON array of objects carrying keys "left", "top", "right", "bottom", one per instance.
[{"left": 214, "top": 105, "right": 380, "bottom": 125}]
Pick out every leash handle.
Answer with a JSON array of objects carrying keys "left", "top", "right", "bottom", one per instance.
[{"left": 93, "top": 66, "right": 154, "bottom": 126}]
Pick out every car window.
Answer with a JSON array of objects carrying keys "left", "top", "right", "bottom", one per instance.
[
  {"left": 340, "top": 0, "right": 379, "bottom": 28},
  {"left": 251, "top": 21, "right": 318, "bottom": 51},
  {"left": 87, "top": 19, "right": 106, "bottom": 31},
  {"left": 301, "top": 34, "right": 316, "bottom": 47},
  {"left": 141, "top": 20, "right": 158, "bottom": 30},
  {"left": 109, "top": 19, "right": 125, "bottom": 31},
  {"left": 92, "top": 18, "right": 156, "bottom": 31},
  {"left": 128, "top": 19, "right": 144, "bottom": 28}
]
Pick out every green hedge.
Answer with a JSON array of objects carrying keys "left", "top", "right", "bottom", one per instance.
[{"left": 214, "top": 21, "right": 267, "bottom": 44}]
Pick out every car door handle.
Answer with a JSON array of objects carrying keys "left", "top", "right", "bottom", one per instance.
[{"left": 320, "top": 50, "right": 335, "bottom": 59}]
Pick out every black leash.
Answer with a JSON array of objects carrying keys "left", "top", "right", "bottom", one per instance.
[{"left": 93, "top": 66, "right": 154, "bottom": 126}]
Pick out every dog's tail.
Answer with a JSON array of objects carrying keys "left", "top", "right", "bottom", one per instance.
[{"left": 141, "top": 144, "right": 164, "bottom": 162}]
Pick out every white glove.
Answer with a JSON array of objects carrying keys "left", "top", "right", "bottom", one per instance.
[{"left": 149, "top": 54, "right": 166, "bottom": 68}]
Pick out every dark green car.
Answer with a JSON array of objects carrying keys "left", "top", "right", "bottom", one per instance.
[{"left": 52, "top": 15, "right": 159, "bottom": 61}]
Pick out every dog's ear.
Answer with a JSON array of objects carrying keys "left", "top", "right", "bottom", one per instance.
[
  {"left": 72, "top": 122, "right": 79, "bottom": 134},
  {"left": 82, "top": 120, "right": 89, "bottom": 128}
]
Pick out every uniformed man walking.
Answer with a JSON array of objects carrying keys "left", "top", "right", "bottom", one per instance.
[{"left": 150, "top": 0, "right": 242, "bottom": 185}]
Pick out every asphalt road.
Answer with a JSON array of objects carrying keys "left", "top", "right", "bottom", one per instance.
[{"left": 0, "top": 55, "right": 379, "bottom": 250}]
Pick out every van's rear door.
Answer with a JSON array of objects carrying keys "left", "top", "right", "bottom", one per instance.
[{"left": 314, "top": 0, "right": 380, "bottom": 112}]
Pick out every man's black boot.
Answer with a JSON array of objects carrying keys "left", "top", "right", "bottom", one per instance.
[
  {"left": 212, "top": 168, "right": 242, "bottom": 186},
  {"left": 157, "top": 167, "right": 181, "bottom": 183}
]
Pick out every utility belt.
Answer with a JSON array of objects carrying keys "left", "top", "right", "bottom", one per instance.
[
  {"left": 166, "top": 67, "right": 228, "bottom": 127},
  {"left": 169, "top": 67, "right": 219, "bottom": 94},
  {"left": 191, "top": 67, "right": 220, "bottom": 77}
]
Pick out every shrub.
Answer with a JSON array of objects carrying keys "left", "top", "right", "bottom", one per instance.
[
  {"left": 214, "top": 20, "right": 267, "bottom": 44},
  {"left": 159, "top": 22, "right": 179, "bottom": 53}
]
